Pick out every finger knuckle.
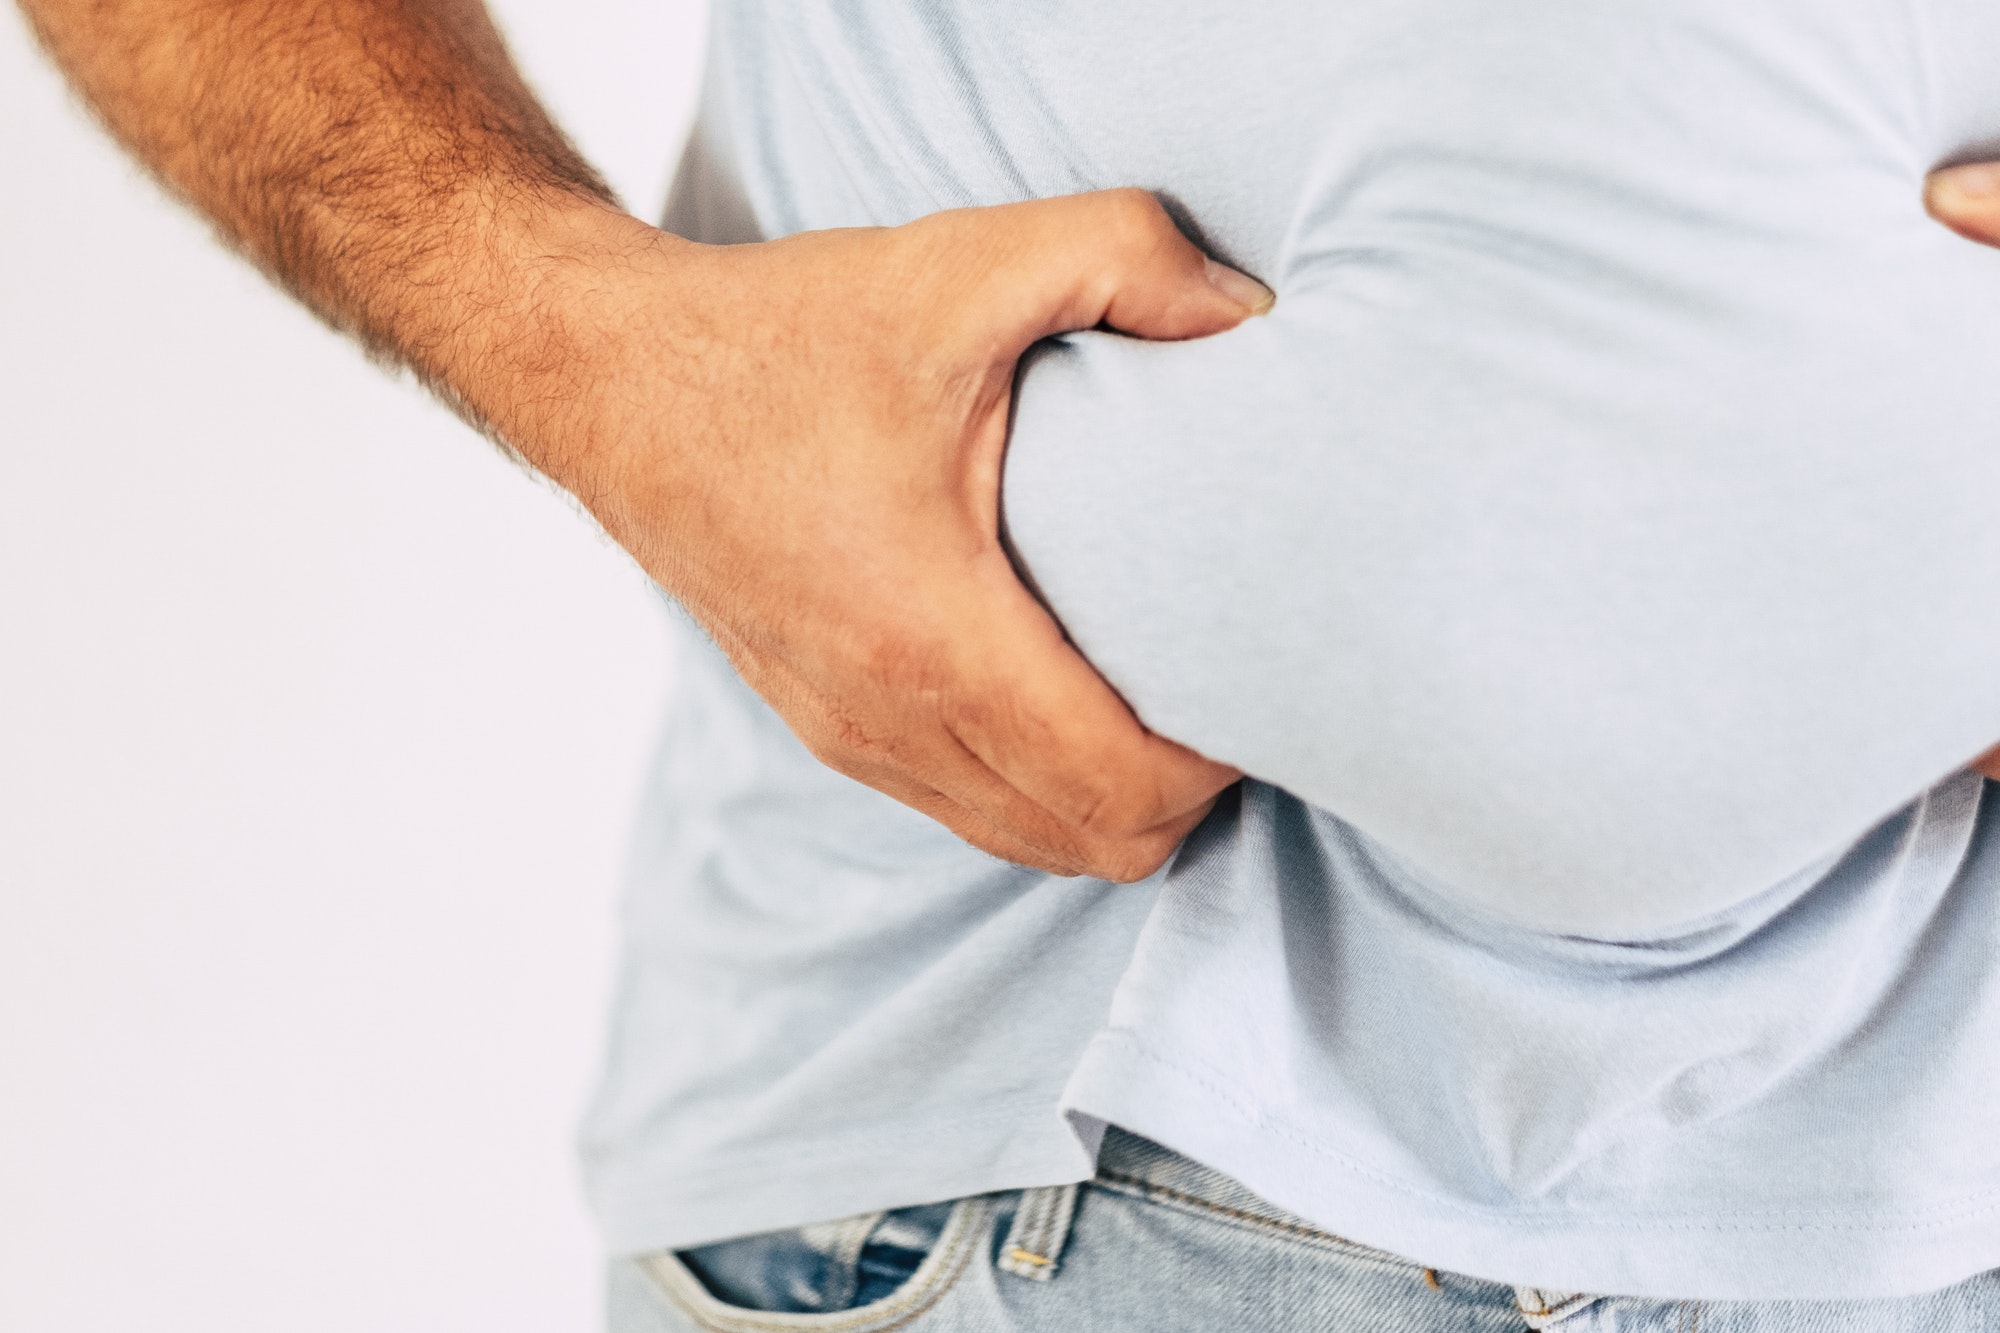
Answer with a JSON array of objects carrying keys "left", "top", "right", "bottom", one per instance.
[
  {"left": 800, "top": 699, "right": 892, "bottom": 773},
  {"left": 1083, "top": 839, "right": 1170, "bottom": 884},
  {"left": 1097, "top": 188, "right": 1169, "bottom": 249},
  {"left": 1069, "top": 779, "right": 1161, "bottom": 841}
]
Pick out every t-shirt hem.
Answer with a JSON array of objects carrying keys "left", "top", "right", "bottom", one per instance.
[
  {"left": 1062, "top": 1030, "right": 2000, "bottom": 1301},
  {"left": 587, "top": 1097, "right": 1096, "bottom": 1256}
]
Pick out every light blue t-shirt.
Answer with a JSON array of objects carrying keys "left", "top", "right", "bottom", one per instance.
[{"left": 582, "top": 0, "right": 2000, "bottom": 1299}]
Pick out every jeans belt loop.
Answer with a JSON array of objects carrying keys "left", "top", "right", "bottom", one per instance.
[
  {"left": 996, "top": 1182, "right": 1082, "bottom": 1283},
  {"left": 1515, "top": 1286, "right": 1605, "bottom": 1328}
]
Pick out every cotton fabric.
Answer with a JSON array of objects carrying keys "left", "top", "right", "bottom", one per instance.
[{"left": 583, "top": 0, "right": 2000, "bottom": 1297}]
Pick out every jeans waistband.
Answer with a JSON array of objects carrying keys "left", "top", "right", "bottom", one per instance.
[
  {"left": 1088, "top": 1127, "right": 1596, "bottom": 1329},
  {"left": 1092, "top": 1126, "right": 1356, "bottom": 1245}
]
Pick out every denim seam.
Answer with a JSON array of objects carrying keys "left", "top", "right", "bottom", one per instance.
[
  {"left": 1101, "top": 1032, "right": 2000, "bottom": 1234},
  {"left": 1514, "top": 1286, "right": 1600, "bottom": 1326},
  {"left": 1090, "top": 1169, "right": 1415, "bottom": 1270}
]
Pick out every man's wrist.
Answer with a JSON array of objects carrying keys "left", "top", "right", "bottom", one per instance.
[{"left": 401, "top": 191, "right": 689, "bottom": 498}]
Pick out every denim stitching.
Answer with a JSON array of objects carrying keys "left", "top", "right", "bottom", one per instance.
[
  {"left": 1514, "top": 1286, "right": 1600, "bottom": 1328},
  {"left": 997, "top": 1183, "right": 1079, "bottom": 1282},
  {"left": 1091, "top": 1168, "right": 1415, "bottom": 1270}
]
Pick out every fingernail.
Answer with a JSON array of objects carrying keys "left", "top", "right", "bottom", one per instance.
[
  {"left": 1930, "top": 162, "right": 2000, "bottom": 207},
  {"left": 1204, "top": 258, "right": 1276, "bottom": 315}
]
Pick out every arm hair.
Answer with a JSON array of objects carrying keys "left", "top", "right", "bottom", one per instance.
[{"left": 18, "top": 0, "right": 627, "bottom": 437}]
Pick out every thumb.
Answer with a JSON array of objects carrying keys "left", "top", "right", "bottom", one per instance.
[
  {"left": 972, "top": 188, "right": 1275, "bottom": 346},
  {"left": 1926, "top": 162, "right": 2000, "bottom": 247}
]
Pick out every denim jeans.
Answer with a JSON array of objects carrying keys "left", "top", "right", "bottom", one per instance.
[{"left": 608, "top": 1129, "right": 2000, "bottom": 1331}]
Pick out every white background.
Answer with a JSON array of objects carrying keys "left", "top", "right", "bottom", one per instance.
[{"left": 0, "top": 2, "right": 706, "bottom": 1328}]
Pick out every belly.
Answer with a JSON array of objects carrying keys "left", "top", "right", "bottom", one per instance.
[{"left": 687, "top": 0, "right": 2000, "bottom": 933}]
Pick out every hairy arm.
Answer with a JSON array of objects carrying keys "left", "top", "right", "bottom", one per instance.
[
  {"left": 22, "top": 0, "right": 1264, "bottom": 879},
  {"left": 23, "top": 0, "right": 619, "bottom": 439}
]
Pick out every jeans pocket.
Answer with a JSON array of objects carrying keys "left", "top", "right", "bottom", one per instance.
[
  {"left": 638, "top": 1197, "right": 990, "bottom": 1333},
  {"left": 849, "top": 1201, "right": 958, "bottom": 1307}
]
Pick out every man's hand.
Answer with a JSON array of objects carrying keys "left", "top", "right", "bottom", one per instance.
[
  {"left": 492, "top": 195, "right": 1263, "bottom": 880},
  {"left": 22, "top": 0, "right": 1262, "bottom": 879},
  {"left": 1928, "top": 164, "right": 2000, "bottom": 787}
]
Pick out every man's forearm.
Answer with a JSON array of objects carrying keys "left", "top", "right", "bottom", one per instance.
[
  {"left": 20, "top": 0, "right": 625, "bottom": 441},
  {"left": 23, "top": 2, "right": 1257, "bottom": 879}
]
